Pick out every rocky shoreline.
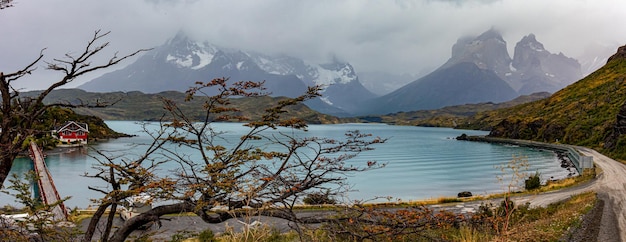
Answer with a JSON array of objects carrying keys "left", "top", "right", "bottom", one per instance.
[
  {"left": 458, "top": 134, "right": 581, "bottom": 180},
  {"left": 555, "top": 150, "right": 579, "bottom": 178}
]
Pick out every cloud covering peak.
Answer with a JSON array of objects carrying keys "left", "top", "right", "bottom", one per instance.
[{"left": 1, "top": 0, "right": 625, "bottom": 90}]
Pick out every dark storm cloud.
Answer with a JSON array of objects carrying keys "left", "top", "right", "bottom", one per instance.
[{"left": 1, "top": 0, "right": 625, "bottom": 90}]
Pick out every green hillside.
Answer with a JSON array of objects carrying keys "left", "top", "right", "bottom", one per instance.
[
  {"left": 358, "top": 92, "right": 550, "bottom": 126},
  {"left": 36, "top": 89, "right": 345, "bottom": 124},
  {"left": 459, "top": 45, "right": 626, "bottom": 161}
]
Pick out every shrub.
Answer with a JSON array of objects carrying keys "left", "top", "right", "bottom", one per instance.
[
  {"left": 438, "top": 197, "right": 462, "bottom": 203},
  {"left": 525, "top": 171, "right": 541, "bottom": 190},
  {"left": 303, "top": 192, "right": 336, "bottom": 205},
  {"left": 197, "top": 228, "right": 216, "bottom": 242},
  {"left": 496, "top": 198, "right": 515, "bottom": 217},
  {"left": 476, "top": 202, "right": 494, "bottom": 217}
]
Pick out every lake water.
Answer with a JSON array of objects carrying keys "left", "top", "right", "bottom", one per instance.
[{"left": 0, "top": 121, "right": 571, "bottom": 209}]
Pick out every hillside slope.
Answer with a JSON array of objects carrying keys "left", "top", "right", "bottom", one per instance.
[
  {"left": 358, "top": 92, "right": 550, "bottom": 126},
  {"left": 32, "top": 89, "right": 344, "bottom": 124},
  {"left": 460, "top": 45, "right": 626, "bottom": 160}
]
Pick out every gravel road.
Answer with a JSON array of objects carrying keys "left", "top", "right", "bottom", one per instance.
[
  {"left": 81, "top": 146, "right": 626, "bottom": 241},
  {"left": 510, "top": 147, "right": 625, "bottom": 241},
  {"left": 578, "top": 147, "right": 625, "bottom": 241}
]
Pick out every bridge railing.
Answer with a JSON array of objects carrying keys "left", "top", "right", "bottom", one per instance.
[{"left": 29, "top": 141, "right": 68, "bottom": 221}]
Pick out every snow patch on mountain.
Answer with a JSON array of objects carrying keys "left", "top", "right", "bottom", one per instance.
[
  {"left": 320, "top": 96, "right": 333, "bottom": 105},
  {"left": 191, "top": 49, "right": 216, "bottom": 70},
  {"left": 242, "top": 52, "right": 359, "bottom": 88},
  {"left": 509, "top": 62, "right": 517, "bottom": 72},
  {"left": 311, "top": 63, "right": 358, "bottom": 86},
  {"left": 164, "top": 39, "right": 219, "bottom": 70},
  {"left": 246, "top": 53, "right": 305, "bottom": 77},
  {"left": 166, "top": 54, "right": 193, "bottom": 68},
  {"left": 160, "top": 34, "right": 363, "bottom": 97}
]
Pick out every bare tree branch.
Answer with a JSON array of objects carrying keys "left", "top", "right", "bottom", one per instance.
[
  {"left": 39, "top": 30, "right": 150, "bottom": 104},
  {"left": 82, "top": 81, "right": 387, "bottom": 241},
  {"left": 0, "top": 30, "right": 150, "bottom": 187}
]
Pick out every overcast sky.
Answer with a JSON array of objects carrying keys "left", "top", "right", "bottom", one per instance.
[{"left": 2, "top": 0, "right": 626, "bottom": 91}]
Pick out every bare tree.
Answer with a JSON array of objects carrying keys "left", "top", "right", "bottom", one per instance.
[
  {"left": 0, "top": 30, "right": 148, "bottom": 187},
  {"left": 81, "top": 79, "right": 387, "bottom": 242}
]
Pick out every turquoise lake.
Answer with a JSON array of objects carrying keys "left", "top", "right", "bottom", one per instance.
[{"left": 0, "top": 121, "right": 572, "bottom": 209}]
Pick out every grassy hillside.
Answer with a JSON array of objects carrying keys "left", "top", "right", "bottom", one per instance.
[
  {"left": 37, "top": 89, "right": 345, "bottom": 124},
  {"left": 459, "top": 46, "right": 626, "bottom": 161},
  {"left": 358, "top": 92, "right": 550, "bottom": 126}
]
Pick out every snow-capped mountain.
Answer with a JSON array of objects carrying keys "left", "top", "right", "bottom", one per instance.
[
  {"left": 79, "top": 32, "right": 375, "bottom": 116},
  {"left": 239, "top": 52, "right": 376, "bottom": 114}
]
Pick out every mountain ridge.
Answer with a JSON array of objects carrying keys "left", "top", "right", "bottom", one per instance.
[
  {"left": 358, "top": 29, "right": 581, "bottom": 115},
  {"left": 459, "top": 44, "right": 626, "bottom": 160},
  {"left": 28, "top": 88, "right": 347, "bottom": 124},
  {"left": 79, "top": 29, "right": 585, "bottom": 117},
  {"left": 78, "top": 32, "right": 375, "bottom": 117},
  {"left": 361, "top": 62, "right": 518, "bottom": 114},
  {"left": 358, "top": 92, "right": 551, "bottom": 126}
]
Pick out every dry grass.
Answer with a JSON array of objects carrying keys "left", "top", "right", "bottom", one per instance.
[
  {"left": 498, "top": 191, "right": 596, "bottom": 241},
  {"left": 177, "top": 191, "right": 597, "bottom": 242},
  {"left": 543, "top": 168, "right": 596, "bottom": 190}
]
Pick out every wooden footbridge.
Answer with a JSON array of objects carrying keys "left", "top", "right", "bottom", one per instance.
[{"left": 28, "top": 141, "right": 68, "bottom": 221}]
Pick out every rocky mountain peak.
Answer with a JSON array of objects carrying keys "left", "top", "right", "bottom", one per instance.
[
  {"left": 517, "top": 34, "right": 545, "bottom": 52},
  {"left": 78, "top": 31, "right": 375, "bottom": 116},
  {"left": 512, "top": 33, "right": 548, "bottom": 71},
  {"left": 160, "top": 32, "right": 221, "bottom": 70},
  {"left": 438, "top": 29, "right": 582, "bottom": 97},
  {"left": 510, "top": 33, "right": 581, "bottom": 94},
  {"left": 443, "top": 28, "right": 511, "bottom": 79},
  {"left": 476, "top": 28, "right": 505, "bottom": 42}
]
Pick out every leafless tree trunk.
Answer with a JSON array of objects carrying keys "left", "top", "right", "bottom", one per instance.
[{"left": 0, "top": 30, "right": 148, "bottom": 187}]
